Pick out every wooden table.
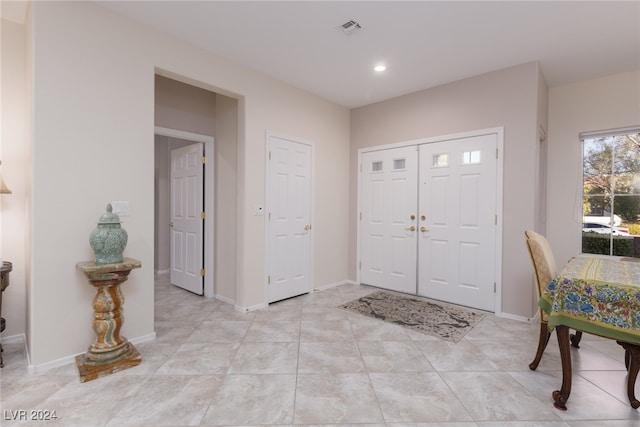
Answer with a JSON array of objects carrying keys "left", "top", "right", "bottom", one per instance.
[{"left": 539, "top": 256, "right": 640, "bottom": 410}]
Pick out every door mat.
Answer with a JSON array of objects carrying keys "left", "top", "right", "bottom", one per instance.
[{"left": 340, "top": 290, "right": 486, "bottom": 342}]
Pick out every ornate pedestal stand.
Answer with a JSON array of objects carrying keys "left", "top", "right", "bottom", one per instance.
[
  {"left": 76, "top": 258, "right": 141, "bottom": 382},
  {"left": 1, "top": 261, "right": 12, "bottom": 368}
]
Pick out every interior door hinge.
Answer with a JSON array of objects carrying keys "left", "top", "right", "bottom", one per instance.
[
  {"left": 200, "top": 268, "right": 206, "bottom": 277},
  {"left": 359, "top": 212, "right": 362, "bottom": 220},
  {"left": 359, "top": 261, "right": 362, "bottom": 270},
  {"left": 493, "top": 282, "right": 496, "bottom": 293},
  {"left": 201, "top": 211, "right": 206, "bottom": 220},
  {"left": 201, "top": 156, "right": 206, "bottom": 164},
  {"left": 269, "top": 151, "right": 271, "bottom": 160},
  {"left": 495, "top": 148, "right": 498, "bottom": 159},
  {"left": 268, "top": 275, "right": 271, "bottom": 284},
  {"left": 495, "top": 214, "right": 497, "bottom": 225}
]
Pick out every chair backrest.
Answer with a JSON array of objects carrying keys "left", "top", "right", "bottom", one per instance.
[{"left": 524, "top": 230, "right": 558, "bottom": 319}]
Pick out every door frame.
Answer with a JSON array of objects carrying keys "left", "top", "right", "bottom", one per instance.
[
  {"left": 357, "top": 127, "right": 504, "bottom": 315},
  {"left": 155, "top": 126, "right": 215, "bottom": 298},
  {"left": 264, "top": 131, "right": 315, "bottom": 304}
]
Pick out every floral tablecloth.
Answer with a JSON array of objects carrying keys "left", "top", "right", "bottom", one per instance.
[{"left": 539, "top": 257, "right": 640, "bottom": 345}]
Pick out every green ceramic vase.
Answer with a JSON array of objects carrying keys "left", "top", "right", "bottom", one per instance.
[{"left": 89, "top": 204, "right": 128, "bottom": 264}]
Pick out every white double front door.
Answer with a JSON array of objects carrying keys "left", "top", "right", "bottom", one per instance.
[{"left": 360, "top": 133, "right": 498, "bottom": 311}]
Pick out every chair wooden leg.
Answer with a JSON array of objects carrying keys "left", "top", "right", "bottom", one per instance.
[
  {"left": 617, "top": 341, "right": 640, "bottom": 408},
  {"left": 570, "top": 330, "right": 583, "bottom": 348},
  {"left": 530, "top": 321, "right": 551, "bottom": 370},
  {"left": 625, "top": 348, "right": 630, "bottom": 370}
]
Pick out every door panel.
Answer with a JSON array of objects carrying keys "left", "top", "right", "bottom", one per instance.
[
  {"left": 267, "top": 135, "right": 313, "bottom": 303},
  {"left": 418, "top": 134, "right": 497, "bottom": 311},
  {"left": 359, "top": 134, "right": 498, "bottom": 311},
  {"left": 170, "top": 143, "right": 204, "bottom": 295},
  {"left": 360, "top": 146, "right": 418, "bottom": 294}
]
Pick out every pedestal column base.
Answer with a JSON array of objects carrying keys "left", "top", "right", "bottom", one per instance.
[
  {"left": 76, "top": 258, "right": 142, "bottom": 382},
  {"left": 75, "top": 341, "right": 141, "bottom": 383}
]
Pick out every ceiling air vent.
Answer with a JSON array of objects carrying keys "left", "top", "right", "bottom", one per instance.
[{"left": 340, "top": 20, "right": 362, "bottom": 35}]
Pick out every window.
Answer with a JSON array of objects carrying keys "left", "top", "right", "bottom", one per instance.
[
  {"left": 432, "top": 153, "right": 448, "bottom": 167},
  {"left": 581, "top": 128, "right": 639, "bottom": 258},
  {"left": 393, "top": 158, "right": 406, "bottom": 170},
  {"left": 462, "top": 150, "right": 481, "bottom": 164},
  {"left": 370, "top": 160, "right": 383, "bottom": 172}
]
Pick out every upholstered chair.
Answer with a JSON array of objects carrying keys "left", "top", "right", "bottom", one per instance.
[{"left": 524, "top": 230, "right": 582, "bottom": 370}]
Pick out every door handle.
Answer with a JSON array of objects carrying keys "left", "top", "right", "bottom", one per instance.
[
  {"left": 304, "top": 224, "right": 311, "bottom": 231},
  {"left": 420, "top": 226, "right": 429, "bottom": 232},
  {"left": 405, "top": 226, "right": 416, "bottom": 232},
  {"left": 169, "top": 222, "right": 174, "bottom": 228}
]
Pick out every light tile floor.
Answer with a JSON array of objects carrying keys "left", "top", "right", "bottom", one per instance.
[{"left": 1, "top": 276, "right": 639, "bottom": 426}]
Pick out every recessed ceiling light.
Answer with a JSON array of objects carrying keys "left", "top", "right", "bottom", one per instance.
[{"left": 374, "top": 65, "right": 387, "bottom": 72}]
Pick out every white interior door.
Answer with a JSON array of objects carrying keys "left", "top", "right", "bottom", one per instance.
[
  {"left": 417, "top": 134, "right": 497, "bottom": 310},
  {"left": 170, "top": 143, "right": 204, "bottom": 295},
  {"left": 360, "top": 146, "right": 418, "bottom": 294},
  {"left": 267, "top": 135, "right": 313, "bottom": 303}
]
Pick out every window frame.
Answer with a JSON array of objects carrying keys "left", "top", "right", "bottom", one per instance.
[{"left": 580, "top": 126, "right": 640, "bottom": 258}]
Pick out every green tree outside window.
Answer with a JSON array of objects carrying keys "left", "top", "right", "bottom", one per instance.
[{"left": 582, "top": 131, "right": 640, "bottom": 257}]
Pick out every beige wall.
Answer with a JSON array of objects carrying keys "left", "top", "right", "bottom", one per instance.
[
  {"left": 214, "top": 94, "right": 239, "bottom": 303},
  {"left": 1, "top": 18, "right": 29, "bottom": 341},
  {"left": 9, "top": 0, "right": 636, "bottom": 367},
  {"left": 21, "top": 1, "right": 350, "bottom": 367},
  {"left": 535, "top": 66, "right": 550, "bottom": 234},
  {"left": 155, "top": 75, "right": 217, "bottom": 137},
  {"left": 350, "top": 62, "right": 545, "bottom": 318},
  {"left": 547, "top": 70, "right": 640, "bottom": 266}
]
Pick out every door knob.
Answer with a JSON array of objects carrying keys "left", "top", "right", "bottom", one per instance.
[
  {"left": 405, "top": 226, "right": 416, "bottom": 232},
  {"left": 420, "top": 226, "right": 429, "bottom": 232},
  {"left": 410, "top": 214, "right": 416, "bottom": 220},
  {"left": 304, "top": 224, "right": 311, "bottom": 231},
  {"left": 169, "top": 222, "right": 174, "bottom": 228}
]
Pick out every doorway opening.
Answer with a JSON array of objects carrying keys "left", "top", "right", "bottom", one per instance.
[
  {"left": 153, "top": 73, "right": 240, "bottom": 305},
  {"left": 155, "top": 128, "right": 214, "bottom": 298}
]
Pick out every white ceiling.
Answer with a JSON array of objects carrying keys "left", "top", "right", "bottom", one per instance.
[{"left": 49, "top": 2, "right": 640, "bottom": 107}]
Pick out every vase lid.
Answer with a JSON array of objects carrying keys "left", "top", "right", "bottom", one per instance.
[{"left": 97, "top": 204, "right": 121, "bottom": 224}]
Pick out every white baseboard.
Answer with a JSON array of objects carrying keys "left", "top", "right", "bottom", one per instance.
[
  {"left": 496, "top": 311, "right": 534, "bottom": 323},
  {"left": 27, "top": 332, "right": 157, "bottom": 373},
  {"left": 215, "top": 294, "right": 235, "bottom": 306},
  {"left": 314, "top": 281, "right": 535, "bottom": 324},
  {"left": 234, "top": 302, "right": 267, "bottom": 313},
  {"left": 28, "top": 352, "right": 80, "bottom": 373},
  {"left": 0, "top": 333, "right": 25, "bottom": 345},
  {"left": 224, "top": 280, "right": 359, "bottom": 311},
  {"left": 130, "top": 332, "right": 156, "bottom": 345},
  {"left": 155, "top": 269, "right": 170, "bottom": 276},
  {"left": 314, "top": 279, "right": 357, "bottom": 292}
]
